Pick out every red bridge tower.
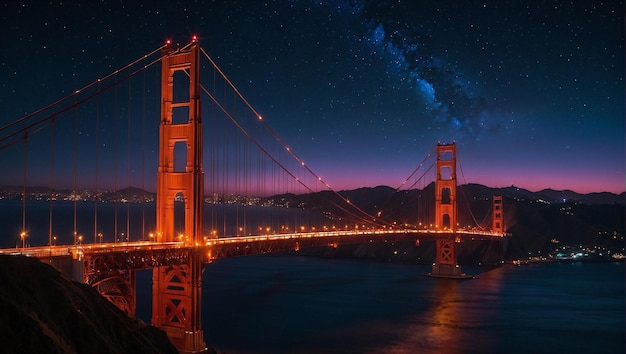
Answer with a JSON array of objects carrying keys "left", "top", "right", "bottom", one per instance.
[
  {"left": 429, "top": 142, "right": 470, "bottom": 278},
  {"left": 492, "top": 195, "right": 504, "bottom": 234},
  {"left": 152, "top": 38, "right": 207, "bottom": 353}
]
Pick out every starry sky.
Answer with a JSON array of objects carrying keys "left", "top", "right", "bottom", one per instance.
[{"left": 0, "top": 0, "right": 624, "bottom": 194}]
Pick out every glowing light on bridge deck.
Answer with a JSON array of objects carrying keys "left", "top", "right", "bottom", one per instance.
[{"left": 20, "top": 231, "right": 28, "bottom": 250}]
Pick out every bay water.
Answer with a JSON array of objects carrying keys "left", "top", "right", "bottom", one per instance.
[
  {"left": 136, "top": 257, "right": 624, "bottom": 353},
  {"left": 2, "top": 201, "right": 624, "bottom": 353}
]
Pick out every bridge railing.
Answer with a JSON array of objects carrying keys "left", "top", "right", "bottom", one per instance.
[{"left": 0, "top": 228, "right": 506, "bottom": 258}]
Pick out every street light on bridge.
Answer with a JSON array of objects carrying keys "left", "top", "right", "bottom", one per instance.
[{"left": 20, "top": 231, "right": 27, "bottom": 253}]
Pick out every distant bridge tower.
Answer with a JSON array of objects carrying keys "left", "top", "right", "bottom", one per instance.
[
  {"left": 429, "top": 142, "right": 469, "bottom": 278},
  {"left": 153, "top": 38, "right": 207, "bottom": 353},
  {"left": 492, "top": 195, "right": 504, "bottom": 233},
  {"left": 434, "top": 142, "right": 457, "bottom": 230}
]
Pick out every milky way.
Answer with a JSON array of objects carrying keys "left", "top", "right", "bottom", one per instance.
[{"left": 0, "top": 0, "right": 623, "bottom": 193}]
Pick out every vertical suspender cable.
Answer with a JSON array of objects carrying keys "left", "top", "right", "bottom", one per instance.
[
  {"left": 141, "top": 70, "right": 146, "bottom": 240},
  {"left": 222, "top": 127, "right": 227, "bottom": 236},
  {"left": 49, "top": 120, "right": 55, "bottom": 250},
  {"left": 114, "top": 80, "right": 118, "bottom": 243},
  {"left": 229, "top": 91, "right": 236, "bottom": 236},
  {"left": 210, "top": 64, "right": 216, "bottom": 235},
  {"left": 231, "top": 97, "right": 236, "bottom": 235},
  {"left": 456, "top": 151, "right": 483, "bottom": 229},
  {"left": 223, "top": 82, "right": 228, "bottom": 236},
  {"left": 127, "top": 78, "right": 131, "bottom": 241},
  {"left": 94, "top": 89, "right": 100, "bottom": 244},
  {"left": 22, "top": 134, "right": 27, "bottom": 249},
  {"left": 73, "top": 105, "right": 78, "bottom": 244}
]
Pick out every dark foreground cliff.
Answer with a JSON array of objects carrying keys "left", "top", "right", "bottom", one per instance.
[{"left": 0, "top": 255, "right": 177, "bottom": 354}]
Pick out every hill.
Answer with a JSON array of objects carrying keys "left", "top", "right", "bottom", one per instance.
[
  {"left": 266, "top": 184, "right": 625, "bottom": 260},
  {"left": 0, "top": 255, "right": 177, "bottom": 354}
]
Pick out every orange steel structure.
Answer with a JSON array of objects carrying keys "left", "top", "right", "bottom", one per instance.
[
  {"left": 0, "top": 36, "right": 511, "bottom": 352},
  {"left": 434, "top": 142, "right": 457, "bottom": 230},
  {"left": 152, "top": 39, "right": 207, "bottom": 353},
  {"left": 430, "top": 142, "right": 467, "bottom": 278},
  {"left": 156, "top": 40, "right": 204, "bottom": 244},
  {"left": 493, "top": 195, "right": 504, "bottom": 233}
]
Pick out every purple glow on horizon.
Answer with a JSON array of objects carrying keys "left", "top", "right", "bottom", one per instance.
[{"left": 0, "top": 1, "right": 623, "bottom": 197}]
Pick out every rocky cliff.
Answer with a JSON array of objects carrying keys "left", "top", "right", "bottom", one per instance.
[{"left": 0, "top": 255, "right": 177, "bottom": 354}]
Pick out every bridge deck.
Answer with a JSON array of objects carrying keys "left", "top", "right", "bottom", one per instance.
[{"left": 1, "top": 229, "right": 505, "bottom": 267}]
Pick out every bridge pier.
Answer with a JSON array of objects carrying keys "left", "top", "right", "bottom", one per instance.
[
  {"left": 152, "top": 249, "right": 207, "bottom": 354},
  {"left": 426, "top": 237, "right": 473, "bottom": 279}
]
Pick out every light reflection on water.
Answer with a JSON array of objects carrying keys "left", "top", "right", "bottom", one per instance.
[
  {"left": 365, "top": 269, "right": 505, "bottom": 354},
  {"left": 2, "top": 201, "right": 623, "bottom": 353},
  {"left": 194, "top": 259, "right": 624, "bottom": 354}
]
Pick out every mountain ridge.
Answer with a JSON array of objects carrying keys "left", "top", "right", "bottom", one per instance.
[{"left": 2, "top": 183, "right": 622, "bottom": 205}]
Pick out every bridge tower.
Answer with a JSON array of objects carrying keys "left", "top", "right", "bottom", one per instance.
[
  {"left": 429, "top": 142, "right": 469, "bottom": 278},
  {"left": 434, "top": 142, "right": 457, "bottom": 230},
  {"left": 152, "top": 38, "right": 207, "bottom": 353},
  {"left": 492, "top": 195, "right": 504, "bottom": 233}
]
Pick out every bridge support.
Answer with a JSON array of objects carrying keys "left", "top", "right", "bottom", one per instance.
[
  {"left": 428, "top": 237, "right": 471, "bottom": 278},
  {"left": 428, "top": 143, "right": 471, "bottom": 278},
  {"left": 153, "top": 38, "right": 207, "bottom": 353},
  {"left": 492, "top": 195, "right": 503, "bottom": 234},
  {"left": 152, "top": 250, "right": 205, "bottom": 353},
  {"left": 156, "top": 39, "right": 204, "bottom": 243}
]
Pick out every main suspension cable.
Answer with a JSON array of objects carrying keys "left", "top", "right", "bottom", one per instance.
[
  {"left": 0, "top": 52, "right": 165, "bottom": 151},
  {"left": 0, "top": 45, "right": 167, "bottom": 133},
  {"left": 198, "top": 81, "right": 379, "bottom": 227},
  {"left": 199, "top": 48, "right": 383, "bottom": 226},
  {"left": 456, "top": 150, "right": 483, "bottom": 229}
]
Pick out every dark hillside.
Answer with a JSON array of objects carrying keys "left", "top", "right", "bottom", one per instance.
[
  {"left": 0, "top": 255, "right": 177, "bottom": 354},
  {"left": 267, "top": 184, "right": 625, "bottom": 260}
]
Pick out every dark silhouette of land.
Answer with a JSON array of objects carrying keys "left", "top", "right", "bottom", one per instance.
[{"left": 0, "top": 255, "right": 177, "bottom": 354}]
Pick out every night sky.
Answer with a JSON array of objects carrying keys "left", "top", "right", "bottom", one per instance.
[{"left": 1, "top": 1, "right": 624, "bottom": 194}]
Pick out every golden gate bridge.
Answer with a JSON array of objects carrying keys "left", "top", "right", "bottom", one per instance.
[{"left": 0, "top": 37, "right": 506, "bottom": 353}]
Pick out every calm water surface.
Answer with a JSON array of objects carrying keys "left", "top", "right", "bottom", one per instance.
[
  {"left": 138, "top": 257, "right": 624, "bottom": 354},
  {"left": 2, "top": 201, "right": 624, "bottom": 353}
]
